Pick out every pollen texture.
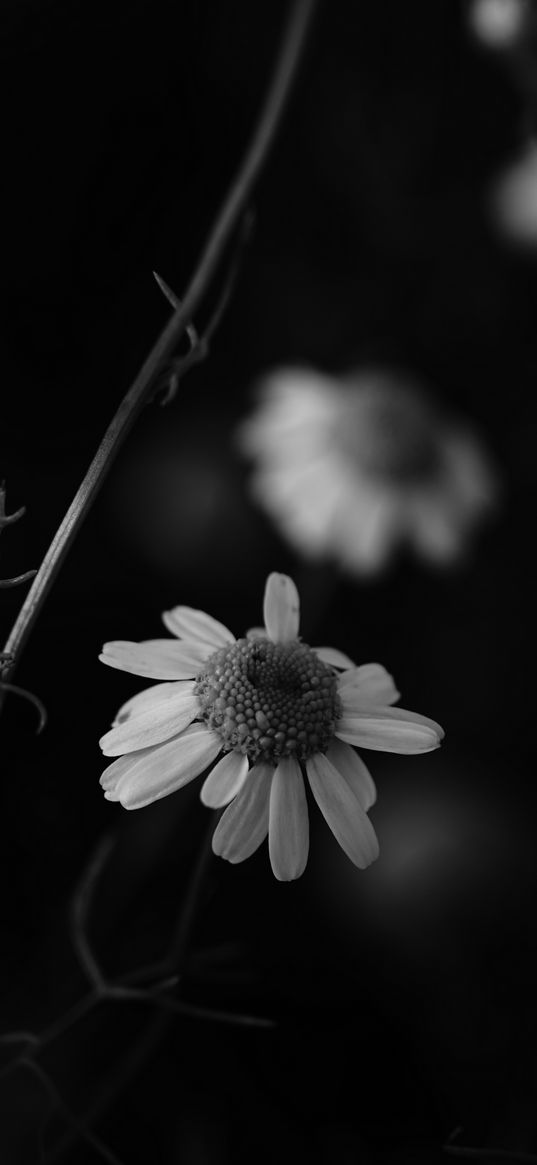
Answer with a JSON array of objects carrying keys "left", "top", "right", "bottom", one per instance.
[{"left": 195, "top": 638, "right": 340, "bottom": 764}]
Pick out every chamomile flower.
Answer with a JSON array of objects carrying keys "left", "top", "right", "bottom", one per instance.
[
  {"left": 491, "top": 141, "right": 537, "bottom": 246},
  {"left": 467, "top": 0, "right": 529, "bottom": 48},
  {"left": 237, "top": 368, "right": 497, "bottom": 575},
  {"left": 99, "top": 573, "right": 444, "bottom": 881}
]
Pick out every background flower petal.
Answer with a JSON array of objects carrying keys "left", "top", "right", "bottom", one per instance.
[
  {"left": 106, "top": 724, "right": 222, "bottom": 809},
  {"left": 99, "top": 639, "right": 212, "bottom": 679},
  {"left": 268, "top": 757, "right": 309, "bottom": 880},
  {"left": 263, "top": 573, "right": 300, "bottom": 643},
  {"left": 212, "top": 764, "right": 273, "bottom": 863},
  {"left": 200, "top": 751, "right": 249, "bottom": 808},
  {"left": 306, "top": 753, "right": 379, "bottom": 868},
  {"left": 326, "top": 737, "right": 377, "bottom": 810},
  {"left": 161, "top": 606, "right": 235, "bottom": 648}
]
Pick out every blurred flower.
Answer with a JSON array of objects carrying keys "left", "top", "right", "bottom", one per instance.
[
  {"left": 467, "top": 0, "right": 530, "bottom": 48},
  {"left": 237, "top": 369, "right": 497, "bottom": 575},
  {"left": 490, "top": 141, "right": 537, "bottom": 246},
  {"left": 99, "top": 573, "right": 443, "bottom": 881}
]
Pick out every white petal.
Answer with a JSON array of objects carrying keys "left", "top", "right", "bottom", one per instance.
[
  {"left": 338, "top": 663, "right": 400, "bottom": 709},
  {"left": 306, "top": 753, "right": 379, "bottom": 868},
  {"left": 237, "top": 369, "right": 339, "bottom": 457},
  {"left": 336, "top": 490, "right": 400, "bottom": 574},
  {"left": 256, "top": 455, "right": 350, "bottom": 548},
  {"left": 162, "top": 606, "right": 235, "bottom": 648},
  {"left": 200, "top": 751, "right": 249, "bottom": 808},
  {"left": 268, "top": 757, "right": 309, "bottom": 881},
  {"left": 314, "top": 646, "right": 356, "bottom": 669},
  {"left": 111, "top": 680, "right": 196, "bottom": 726},
  {"left": 99, "top": 639, "right": 213, "bottom": 680},
  {"left": 100, "top": 750, "right": 153, "bottom": 795},
  {"left": 263, "top": 573, "right": 300, "bottom": 644},
  {"left": 102, "top": 724, "right": 222, "bottom": 810},
  {"left": 250, "top": 466, "right": 335, "bottom": 558},
  {"left": 212, "top": 764, "right": 273, "bottom": 863},
  {"left": 246, "top": 626, "right": 268, "bottom": 641},
  {"left": 336, "top": 706, "right": 444, "bottom": 753},
  {"left": 100, "top": 686, "right": 201, "bottom": 756},
  {"left": 326, "top": 738, "right": 377, "bottom": 810},
  {"left": 409, "top": 499, "right": 463, "bottom": 564}
]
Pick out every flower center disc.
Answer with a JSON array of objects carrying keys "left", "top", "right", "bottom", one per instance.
[
  {"left": 195, "top": 638, "right": 340, "bottom": 765},
  {"left": 339, "top": 377, "right": 440, "bottom": 482}
]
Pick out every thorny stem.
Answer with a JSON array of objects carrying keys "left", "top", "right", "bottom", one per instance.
[{"left": 0, "top": 0, "right": 317, "bottom": 700}]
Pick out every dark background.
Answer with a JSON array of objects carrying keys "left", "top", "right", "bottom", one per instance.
[{"left": 1, "top": 1, "right": 537, "bottom": 1162}]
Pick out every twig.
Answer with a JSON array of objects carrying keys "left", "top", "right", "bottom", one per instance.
[
  {"left": 0, "top": 680, "right": 47, "bottom": 731},
  {"left": 0, "top": 486, "right": 36, "bottom": 585},
  {"left": 0, "top": 484, "right": 44, "bottom": 722},
  {"left": 21, "top": 1058, "right": 125, "bottom": 1165},
  {"left": 103, "top": 983, "right": 274, "bottom": 1029},
  {"left": 41, "top": 1013, "right": 169, "bottom": 1164},
  {"left": 0, "top": 569, "right": 37, "bottom": 588},
  {"left": 70, "top": 834, "right": 115, "bottom": 989},
  {"left": 0, "top": 0, "right": 317, "bottom": 704},
  {"left": 5, "top": 819, "right": 272, "bottom": 1161},
  {"left": 0, "top": 485, "right": 26, "bottom": 529},
  {"left": 116, "top": 810, "right": 218, "bottom": 988},
  {"left": 444, "top": 1126, "right": 537, "bottom": 1163},
  {"left": 152, "top": 207, "right": 255, "bottom": 405}
]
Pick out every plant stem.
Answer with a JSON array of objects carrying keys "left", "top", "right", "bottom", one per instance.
[{"left": 0, "top": 0, "right": 317, "bottom": 696}]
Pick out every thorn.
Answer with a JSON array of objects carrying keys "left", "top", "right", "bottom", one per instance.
[
  {"left": 153, "top": 270, "right": 198, "bottom": 350},
  {"left": 153, "top": 270, "right": 181, "bottom": 311}
]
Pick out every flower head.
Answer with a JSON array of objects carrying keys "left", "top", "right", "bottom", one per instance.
[
  {"left": 99, "top": 574, "right": 444, "bottom": 881},
  {"left": 237, "top": 368, "right": 497, "bottom": 575},
  {"left": 491, "top": 141, "right": 537, "bottom": 247},
  {"left": 467, "top": 0, "right": 530, "bottom": 48}
]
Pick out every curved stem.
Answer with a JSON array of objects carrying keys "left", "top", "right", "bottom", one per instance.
[{"left": 0, "top": 0, "right": 317, "bottom": 695}]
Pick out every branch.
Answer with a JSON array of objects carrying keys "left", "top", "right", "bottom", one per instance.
[
  {"left": 22, "top": 1058, "right": 125, "bottom": 1165},
  {"left": 70, "top": 834, "right": 116, "bottom": 989},
  {"left": 0, "top": 0, "right": 317, "bottom": 701},
  {"left": 0, "top": 681, "right": 47, "bottom": 731},
  {"left": 0, "top": 570, "right": 36, "bottom": 588},
  {"left": 0, "top": 823, "right": 274, "bottom": 1160},
  {"left": 444, "top": 1127, "right": 537, "bottom": 1163}
]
